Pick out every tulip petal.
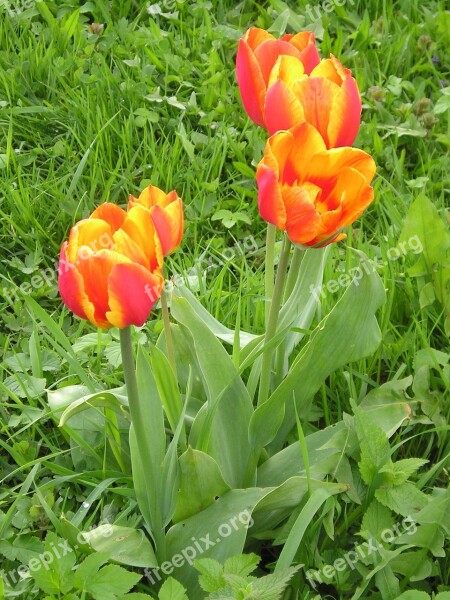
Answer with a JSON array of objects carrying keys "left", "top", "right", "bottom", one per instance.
[
  {"left": 150, "top": 200, "right": 183, "bottom": 255},
  {"left": 328, "top": 167, "right": 374, "bottom": 226},
  {"left": 67, "top": 219, "right": 113, "bottom": 264},
  {"left": 254, "top": 39, "right": 303, "bottom": 85},
  {"left": 256, "top": 163, "right": 286, "bottom": 229},
  {"left": 77, "top": 249, "right": 131, "bottom": 328},
  {"left": 121, "top": 205, "right": 163, "bottom": 272},
  {"left": 283, "top": 122, "right": 327, "bottom": 185},
  {"left": 90, "top": 203, "right": 127, "bottom": 233},
  {"left": 244, "top": 28, "right": 274, "bottom": 51},
  {"left": 281, "top": 185, "right": 322, "bottom": 244},
  {"left": 330, "top": 77, "right": 362, "bottom": 147},
  {"left": 113, "top": 229, "right": 150, "bottom": 269},
  {"left": 107, "top": 263, "right": 163, "bottom": 328},
  {"left": 298, "top": 147, "right": 376, "bottom": 196},
  {"left": 58, "top": 242, "right": 94, "bottom": 323},
  {"left": 291, "top": 77, "right": 341, "bottom": 147},
  {"left": 236, "top": 39, "right": 266, "bottom": 127},
  {"left": 268, "top": 55, "right": 306, "bottom": 88},
  {"left": 285, "top": 32, "right": 321, "bottom": 74},
  {"left": 265, "top": 80, "right": 305, "bottom": 135}
]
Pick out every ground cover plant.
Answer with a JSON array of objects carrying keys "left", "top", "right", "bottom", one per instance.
[{"left": 0, "top": 1, "right": 449, "bottom": 599}]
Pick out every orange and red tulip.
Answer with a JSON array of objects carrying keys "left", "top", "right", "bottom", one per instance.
[
  {"left": 128, "top": 185, "right": 183, "bottom": 256},
  {"left": 256, "top": 122, "right": 376, "bottom": 247},
  {"left": 236, "top": 27, "right": 320, "bottom": 127},
  {"left": 58, "top": 202, "right": 164, "bottom": 329},
  {"left": 264, "top": 54, "right": 362, "bottom": 146}
]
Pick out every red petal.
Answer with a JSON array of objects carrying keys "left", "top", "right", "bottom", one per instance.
[
  {"left": 330, "top": 76, "right": 362, "bottom": 147},
  {"left": 58, "top": 242, "right": 95, "bottom": 325},
  {"left": 256, "top": 164, "right": 286, "bottom": 229},
  {"left": 282, "top": 185, "right": 321, "bottom": 245},
  {"left": 265, "top": 80, "right": 305, "bottom": 135},
  {"left": 254, "top": 39, "right": 302, "bottom": 85},
  {"left": 107, "top": 264, "right": 163, "bottom": 328},
  {"left": 90, "top": 203, "right": 127, "bottom": 233},
  {"left": 236, "top": 39, "right": 266, "bottom": 127}
]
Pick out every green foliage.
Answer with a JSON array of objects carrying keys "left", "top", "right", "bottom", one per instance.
[{"left": 0, "top": 1, "right": 449, "bottom": 599}]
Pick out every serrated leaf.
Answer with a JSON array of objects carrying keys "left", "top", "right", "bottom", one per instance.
[
  {"left": 379, "top": 458, "right": 428, "bottom": 486},
  {"left": 249, "top": 567, "right": 299, "bottom": 600},
  {"left": 158, "top": 577, "right": 189, "bottom": 600},
  {"left": 194, "top": 558, "right": 224, "bottom": 593},
  {"left": 73, "top": 552, "right": 110, "bottom": 592},
  {"left": 32, "top": 534, "right": 76, "bottom": 595},
  {"left": 360, "top": 500, "right": 395, "bottom": 540},
  {"left": 375, "top": 483, "right": 429, "bottom": 516},
  {"left": 223, "top": 553, "right": 259, "bottom": 577},
  {"left": 85, "top": 565, "right": 141, "bottom": 600}
]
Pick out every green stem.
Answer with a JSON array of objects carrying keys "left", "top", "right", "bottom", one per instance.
[
  {"left": 120, "top": 326, "right": 166, "bottom": 560},
  {"left": 160, "top": 287, "right": 177, "bottom": 383},
  {"left": 258, "top": 236, "right": 292, "bottom": 406},
  {"left": 274, "top": 246, "right": 304, "bottom": 385},
  {"left": 265, "top": 224, "right": 277, "bottom": 326}
]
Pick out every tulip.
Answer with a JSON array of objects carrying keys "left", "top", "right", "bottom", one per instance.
[
  {"left": 128, "top": 185, "right": 183, "bottom": 256},
  {"left": 58, "top": 202, "right": 164, "bottom": 329},
  {"left": 256, "top": 122, "right": 376, "bottom": 247},
  {"left": 264, "top": 54, "right": 362, "bottom": 146},
  {"left": 236, "top": 27, "right": 320, "bottom": 127}
]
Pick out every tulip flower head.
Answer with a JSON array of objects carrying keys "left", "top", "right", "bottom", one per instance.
[
  {"left": 58, "top": 203, "right": 164, "bottom": 329},
  {"left": 256, "top": 122, "right": 376, "bottom": 247},
  {"left": 128, "top": 185, "right": 184, "bottom": 256},
  {"left": 264, "top": 54, "right": 362, "bottom": 146},
  {"left": 236, "top": 27, "right": 320, "bottom": 127}
]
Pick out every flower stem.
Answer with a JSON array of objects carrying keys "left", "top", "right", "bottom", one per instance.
[
  {"left": 160, "top": 286, "right": 177, "bottom": 383},
  {"left": 258, "top": 235, "right": 292, "bottom": 406},
  {"left": 265, "top": 224, "right": 277, "bottom": 325},
  {"left": 120, "top": 326, "right": 166, "bottom": 560},
  {"left": 274, "top": 246, "right": 305, "bottom": 386}
]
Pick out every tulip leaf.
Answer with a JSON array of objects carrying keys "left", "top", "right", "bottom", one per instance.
[
  {"left": 250, "top": 252, "right": 385, "bottom": 454},
  {"left": 82, "top": 525, "right": 157, "bottom": 568},
  {"left": 58, "top": 389, "right": 128, "bottom": 426},
  {"left": 129, "top": 346, "right": 166, "bottom": 544},
  {"left": 171, "top": 296, "right": 254, "bottom": 488},
  {"left": 149, "top": 344, "right": 184, "bottom": 439},
  {"left": 173, "top": 448, "right": 231, "bottom": 523},
  {"left": 172, "top": 282, "right": 257, "bottom": 348},
  {"left": 165, "top": 488, "right": 267, "bottom": 594}
]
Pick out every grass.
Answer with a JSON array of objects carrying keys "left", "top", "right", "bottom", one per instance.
[{"left": 0, "top": 0, "right": 449, "bottom": 598}]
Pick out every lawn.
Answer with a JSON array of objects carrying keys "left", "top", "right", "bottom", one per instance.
[{"left": 0, "top": 0, "right": 449, "bottom": 599}]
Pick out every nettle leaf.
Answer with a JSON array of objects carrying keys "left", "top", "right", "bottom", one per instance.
[
  {"left": 224, "top": 553, "right": 260, "bottom": 578},
  {"left": 84, "top": 564, "right": 141, "bottom": 600},
  {"left": 195, "top": 557, "right": 225, "bottom": 593},
  {"left": 360, "top": 500, "right": 395, "bottom": 540},
  {"left": 354, "top": 408, "right": 391, "bottom": 486},
  {"left": 158, "top": 577, "right": 189, "bottom": 600},
  {"left": 379, "top": 458, "right": 428, "bottom": 486},
  {"left": 249, "top": 567, "right": 299, "bottom": 600},
  {"left": 375, "top": 483, "right": 429, "bottom": 516}
]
